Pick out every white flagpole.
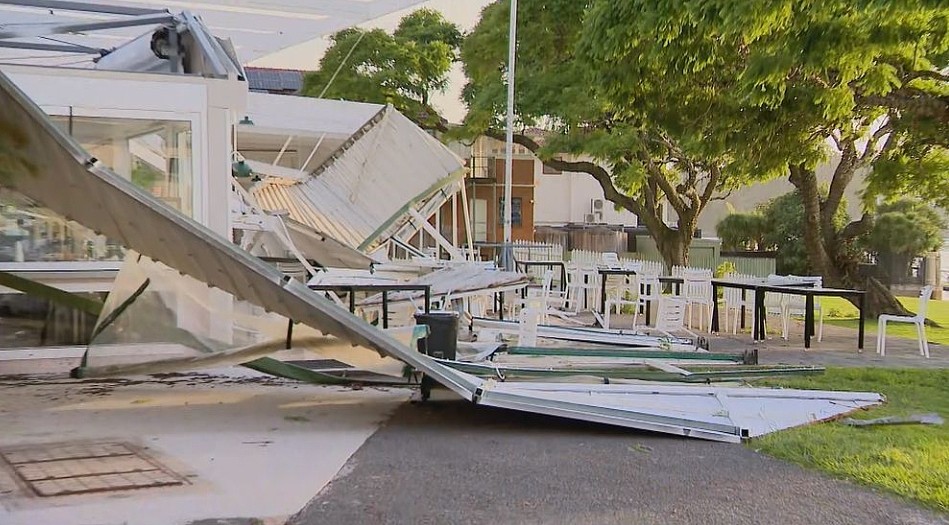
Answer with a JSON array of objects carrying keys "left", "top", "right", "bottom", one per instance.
[{"left": 502, "top": 0, "right": 517, "bottom": 270}]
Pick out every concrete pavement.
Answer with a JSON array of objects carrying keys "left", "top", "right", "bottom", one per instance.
[
  {"left": 290, "top": 398, "right": 947, "bottom": 525},
  {"left": 0, "top": 370, "right": 409, "bottom": 525}
]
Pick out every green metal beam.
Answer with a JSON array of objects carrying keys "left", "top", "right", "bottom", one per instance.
[
  {"left": 0, "top": 270, "right": 103, "bottom": 315},
  {"left": 441, "top": 360, "right": 824, "bottom": 383},
  {"left": 506, "top": 345, "right": 745, "bottom": 362}
]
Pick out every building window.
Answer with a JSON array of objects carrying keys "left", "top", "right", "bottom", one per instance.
[
  {"left": 0, "top": 115, "right": 193, "bottom": 263},
  {"left": 499, "top": 197, "right": 523, "bottom": 227},
  {"left": 470, "top": 198, "right": 488, "bottom": 242}
]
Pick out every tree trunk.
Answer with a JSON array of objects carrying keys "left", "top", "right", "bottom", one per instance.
[
  {"left": 654, "top": 227, "right": 690, "bottom": 272},
  {"left": 864, "top": 276, "right": 913, "bottom": 317},
  {"left": 789, "top": 164, "right": 912, "bottom": 318}
]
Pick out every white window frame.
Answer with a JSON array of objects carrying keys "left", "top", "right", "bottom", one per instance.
[{"left": 0, "top": 105, "right": 202, "bottom": 274}]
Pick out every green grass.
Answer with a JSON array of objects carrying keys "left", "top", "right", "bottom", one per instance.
[
  {"left": 753, "top": 368, "right": 949, "bottom": 511},
  {"left": 820, "top": 295, "right": 949, "bottom": 345}
]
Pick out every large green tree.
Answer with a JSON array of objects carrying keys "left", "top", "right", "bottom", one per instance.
[
  {"left": 462, "top": 0, "right": 788, "bottom": 268},
  {"left": 301, "top": 9, "right": 461, "bottom": 130},
  {"left": 865, "top": 199, "right": 946, "bottom": 283},
  {"left": 583, "top": 0, "right": 949, "bottom": 315}
]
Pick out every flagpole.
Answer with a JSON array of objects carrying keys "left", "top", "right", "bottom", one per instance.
[{"left": 501, "top": 0, "right": 517, "bottom": 270}]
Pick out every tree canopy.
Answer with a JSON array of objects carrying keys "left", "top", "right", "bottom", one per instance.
[
  {"left": 583, "top": 0, "right": 948, "bottom": 314},
  {"left": 301, "top": 9, "right": 461, "bottom": 129},
  {"left": 462, "top": 0, "right": 793, "bottom": 267},
  {"left": 865, "top": 199, "right": 946, "bottom": 258}
]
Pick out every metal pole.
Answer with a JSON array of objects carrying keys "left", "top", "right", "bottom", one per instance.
[{"left": 501, "top": 0, "right": 517, "bottom": 270}]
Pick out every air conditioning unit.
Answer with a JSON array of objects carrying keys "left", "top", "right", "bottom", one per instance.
[
  {"left": 591, "top": 198, "right": 604, "bottom": 212},
  {"left": 583, "top": 212, "right": 603, "bottom": 223}
]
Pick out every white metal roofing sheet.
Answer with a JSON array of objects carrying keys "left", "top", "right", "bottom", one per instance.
[{"left": 251, "top": 104, "right": 463, "bottom": 251}]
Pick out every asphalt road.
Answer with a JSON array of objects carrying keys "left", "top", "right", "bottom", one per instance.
[{"left": 289, "top": 398, "right": 947, "bottom": 525}]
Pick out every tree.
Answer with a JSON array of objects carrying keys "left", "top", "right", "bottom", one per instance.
[
  {"left": 583, "top": 0, "right": 949, "bottom": 315},
  {"left": 865, "top": 199, "right": 946, "bottom": 283},
  {"left": 716, "top": 213, "right": 767, "bottom": 252},
  {"left": 301, "top": 9, "right": 461, "bottom": 130},
  {"left": 760, "top": 190, "right": 852, "bottom": 276},
  {"left": 461, "top": 0, "right": 787, "bottom": 269}
]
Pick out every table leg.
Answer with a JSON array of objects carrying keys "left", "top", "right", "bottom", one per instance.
[
  {"left": 711, "top": 283, "right": 720, "bottom": 333},
  {"left": 600, "top": 274, "right": 607, "bottom": 315},
  {"left": 348, "top": 288, "right": 356, "bottom": 314},
  {"left": 285, "top": 319, "right": 293, "bottom": 350},
  {"left": 645, "top": 284, "right": 653, "bottom": 326},
  {"left": 740, "top": 290, "right": 747, "bottom": 330},
  {"left": 754, "top": 290, "right": 765, "bottom": 341},
  {"left": 382, "top": 292, "right": 389, "bottom": 330},
  {"left": 498, "top": 292, "right": 505, "bottom": 321},
  {"left": 858, "top": 293, "right": 866, "bottom": 351},
  {"left": 560, "top": 265, "right": 567, "bottom": 295},
  {"left": 804, "top": 293, "right": 814, "bottom": 349}
]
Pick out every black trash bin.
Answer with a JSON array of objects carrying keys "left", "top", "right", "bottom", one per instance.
[{"left": 414, "top": 310, "right": 459, "bottom": 361}]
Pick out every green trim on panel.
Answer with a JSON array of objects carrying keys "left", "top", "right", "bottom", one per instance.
[
  {"left": 440, "top": 360, "right": 824, "bottom": 383},
  {"left": 357, "top": 169, "right": 466, "bottom": 251},
  {"left": 507, "top": 346, "right": 745, "bottom": 362},
  {"left": 0, "top": 270, "right": 103, "bottom": 315}
]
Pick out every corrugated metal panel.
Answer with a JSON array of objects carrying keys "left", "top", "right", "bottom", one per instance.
[
  {"left": 251, "top": 105, "right": 463, "bottom": 250},
  {"left": 245, "top": 92, "right": 382, "bottom": 139}
]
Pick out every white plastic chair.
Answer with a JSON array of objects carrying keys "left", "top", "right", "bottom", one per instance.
[
  {"left": 603, "top": 273, "right": 640, "bottom": 329},
  {"left": 652, "top": 296, "right": 698, "bottom": 339},
  {"left": 513, "top": 269, "right": 554, "bottom": 322},
  {"left": 877, "top": 285, "right": 933, "bottom": 358},
  {"left": 681, "top": 269, "right": 714, "bottom": 333},
  {"left": 783, "top": 275, "right": 824, "bottom": 342},
  {"left": 566, "top": 262, "right": 599, "bottom": 312},
  {"left": 601, "top": 252, "right": 622, "bottom": 269},
  {"left": 635, "top": 268, "right": 662, "bottom": 326},
  {"left": 720, "top": 273, "right": 751, "bottom": 334}
]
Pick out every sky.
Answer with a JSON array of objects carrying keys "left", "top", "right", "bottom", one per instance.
[{"left": 249, "top": 0, "right": 495, "bottom": 124}]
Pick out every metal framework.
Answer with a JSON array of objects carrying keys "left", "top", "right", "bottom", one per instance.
[{"left": 0, "top": 1, "right": 242, "bottom": 78}]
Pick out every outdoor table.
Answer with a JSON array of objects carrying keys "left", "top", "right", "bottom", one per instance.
[
  {"left": 515, "top": 259, "right": 567, "bottom": 297},
  {"left": 596, "top": 270, "right": 682, "bottom": 325},
  {"left": 598, "top": 268, "right": 639, "bottom": 315},
  {"left": 307, "top": 283, "right": 432, "bottom": 327},
  {"left": 710, "top": 279, "right": 866, "bottom": 350}
]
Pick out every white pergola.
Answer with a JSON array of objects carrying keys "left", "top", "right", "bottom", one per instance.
[{"left": 0, "top": 0, "right": 430, "bottom": 66}]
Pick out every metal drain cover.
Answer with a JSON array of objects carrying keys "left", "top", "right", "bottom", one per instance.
[{"left": 0, "top": 441, "right": 187, "bottom": 497}]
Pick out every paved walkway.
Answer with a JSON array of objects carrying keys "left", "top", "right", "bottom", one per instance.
[
  {"left": 290, "top": 399, "right": 946, "bottom": 525},
  {"left": 0, "top": 371, "right": 408, "bottom": 525},
  {"left": 597, "top": 312, "right": 948, "bottom": 368}
]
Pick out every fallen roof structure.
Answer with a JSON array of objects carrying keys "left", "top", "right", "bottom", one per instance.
[
  {"left": 0, "top": 70, "right": 884, "bottom": 443},
  {"left": 251, "top": 104, "right": 464, "bottom": 254}
]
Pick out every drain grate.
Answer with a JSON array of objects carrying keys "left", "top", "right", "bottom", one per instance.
[{"left": 0, "top": 441, "right": 187, "bottom": 497}]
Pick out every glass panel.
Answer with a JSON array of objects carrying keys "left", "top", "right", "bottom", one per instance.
[
  {"left": 499, "top": 197, "right": 523, "bottom": 227},
  {"left": 0, "top": 114, "right": 192, "bottom": 263}
]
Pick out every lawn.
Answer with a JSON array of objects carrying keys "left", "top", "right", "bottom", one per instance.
[
  {"left": 820, "top": 295, "right": 949, "bottom": 346},
  {"left": 753, "top": 368, "right": 949, "bottom": 511}
]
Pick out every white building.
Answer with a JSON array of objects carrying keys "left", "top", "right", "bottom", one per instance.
[{"left": 0, "top": 1, "right": 464, "bottom": 348}]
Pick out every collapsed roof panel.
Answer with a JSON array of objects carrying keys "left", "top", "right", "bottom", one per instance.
[{"left": 252, "top": 105, "right": 464, "bottom": 251}]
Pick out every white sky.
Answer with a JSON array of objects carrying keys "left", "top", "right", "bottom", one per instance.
[{"left": 249, "top": 0, "right": 494, "bottom": 123}]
